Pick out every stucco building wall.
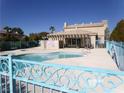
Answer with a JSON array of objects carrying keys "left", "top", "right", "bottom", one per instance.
[
  {"left": 39, "top": 40, "right": 59, "bottom": 49},
  {"left": 48, "top": 20, "right": 108, "bottom": 48}
]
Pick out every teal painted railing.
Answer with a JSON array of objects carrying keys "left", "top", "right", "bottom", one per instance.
[
  {"left": 106, "top": 41, "right": 124, "bottom": 71},
  {"left": 0, "top": 55, "right": 124, "bottom": 93}
]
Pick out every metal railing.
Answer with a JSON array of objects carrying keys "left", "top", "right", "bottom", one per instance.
[
  {"left": 0, "top": 55, "right": 124, "bottom": 93},
  {"left": 95, "top": 40, "right": 106, "bottom": 48},
  {"left": 0, "top": 41, "right": 39, "bottom": 51},
  {"left": 106, "top": 41, "right": 124, "bottom": 71}
]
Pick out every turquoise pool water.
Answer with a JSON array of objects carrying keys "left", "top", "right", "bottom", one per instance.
[{"left": 14, "top": 52, "right": 82, "bottom": 62}]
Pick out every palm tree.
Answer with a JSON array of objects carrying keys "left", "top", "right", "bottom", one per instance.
[{"left": 49, "top": 26, "right": 55, "bottom": 33}]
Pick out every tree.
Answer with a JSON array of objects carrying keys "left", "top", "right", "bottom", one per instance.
[
  {"left": 2, "top": 26, "right": 24, "bottom": 41},
  {"left": 49, "top": 26, "right": 55, "bottom": 33},
  {"left": 39, "top": 32, "right": 49, "bottom": 40},
  {"left": 11, "top": 27, "right": 24, "bottom": 35},
  {"left": 23, "top": 36, "right": 29, "bottom": 41},
  {"left": 29, "top": 33, "right": 39, "bottom": 41},
  {"left": 3, "top": 26, "right": 12, "bottom": 33},
  {"left": 110, "top": 19, "right": 124, "bottom": 42}
]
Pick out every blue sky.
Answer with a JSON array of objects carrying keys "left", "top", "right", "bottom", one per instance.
[{"left": 1, "top": 0, "right": 124, "bottom": 34}]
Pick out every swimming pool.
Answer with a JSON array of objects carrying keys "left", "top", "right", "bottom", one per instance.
[{"left": 14, "top": 52, "right": 82, "bottom": 62}]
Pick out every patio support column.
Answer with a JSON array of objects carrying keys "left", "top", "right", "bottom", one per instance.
[
  {"left": 63, "top": 35, "right": 65, "bottom": 48},
  {"left": 81, "top": 35, "right": 82, "bottom": 47},
  {"left": 55, "top": 35, "right": 57, "bottom": 40},
  {"left": 86, "top": 34, "right": 89, "bottom": 48},
  {"left": 86, "top": 35, "right": 87, "bottom": 48},
  {"left": 91, "top": 35, "right": 96, "bottom": 48},
  {"left": 71, "top": 35, "right": 72, "bottom": 46},
  {"left": 65, "top": 35, "right": 67, "bottom": 47},
  {"left": 75, "top": 35, "right": 77, "bottom": 48},
  {"left": 52, "top": 36, "right": 54, "bottom": 40},
  {"left": 70, "top": 35, "right": 72, "bottom": 46},
  {"left": 54, "top": 36, "right": 56, "bottom": 40},
  {"left": 57, "top": 36, "right": 58, "bottom": 40},
  {"left": 81, "top": 35, "right": 83, "bottom": 48},
  {"left": 53, "top": 36, "right": 55, "bottom": 40},
  {"left": 55, "top": 35, "right": 56, "bottom": 40},
  {"left": 83, "top": 35, "right": 85, "bottom": 47},
  {"left": 84, "top": 35, "right": 86, "bottom": 47},
  {"left": 61, "top": 35, "right": 63, "bottom": 41},
  {"left": 59, "top": 35, "right": 61, "bottom": 40},
  {"left": 51, "top": 36, "right": 52, "bottom": 40},
  {"left": 58, "top": 35, "right": 59, "bottom": 40},
  {"left": 53, "top": 36, "right": 54, "bottom": 40}
]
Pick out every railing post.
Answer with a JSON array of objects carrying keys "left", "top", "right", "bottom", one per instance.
[
  {"left": 0, "top": 75, "right": 2, "bottom": 93},
  {"left": 8, "top": 55, "right": 13, "bottom": 93}
]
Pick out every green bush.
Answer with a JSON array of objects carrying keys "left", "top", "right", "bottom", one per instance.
[{"left": 110, "top": 20, "right": 124, "bottom": 42}]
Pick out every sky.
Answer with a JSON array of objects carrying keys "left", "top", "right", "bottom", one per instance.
[{"left": 1, "top": 0, "right": 124, "bottom": 34}]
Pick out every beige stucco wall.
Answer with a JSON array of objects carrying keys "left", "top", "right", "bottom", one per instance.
[
  {"left": 99, "top": 36, "right": 104, "bottom": 44},
  {"left": 64, "top": 20, "right": 108, "bottom": 42},
  {"left": 64, "top": 26, "right": 106, "bottom": 44},
  {"left": 39, "top": 40, "right": 59, "bottom": 49},
  {"left": 46, "top": 40, "right": 59, "bottom": 49},
  {"left": 91, "top": 36, "right": 96, "bottom": 48},
  {"left": 39, "top": 40, "right": 46, "bottom": 49},
  {"left": 64, "top": 25, "right": 107, "bottom": 36}
]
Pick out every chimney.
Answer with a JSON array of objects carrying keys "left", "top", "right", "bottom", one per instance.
[
  {"left": 102, "top": 20, "right": 108, "bottom": 27},
  {"left": 102, "top": 20, "right": 108, "bottom": 24},
  {"left": 64, "top": 22, "right": 67, "bottom": 28}
]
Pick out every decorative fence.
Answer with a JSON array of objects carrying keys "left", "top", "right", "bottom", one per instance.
[
  {"left": 0, "top": 55, "right": 124, "bottom": 93},
  {"left": 0, "top": 41, "right": 39, "bottom": 51},
  {"left": 106, "top": 41, "right": 124, "bottom": 71}
]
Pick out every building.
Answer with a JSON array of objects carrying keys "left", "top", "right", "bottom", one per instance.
[{"left": 47, "top": 20, "right": 108, "bottom": 48}]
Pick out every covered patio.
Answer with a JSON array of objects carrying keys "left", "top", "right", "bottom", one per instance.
[{"left": 47, "top": 30, "right": 97, "bottom": 48}]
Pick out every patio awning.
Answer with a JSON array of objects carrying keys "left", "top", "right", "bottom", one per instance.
[{"left": 48, "top": 30, "right": 97, "bottom": 36}]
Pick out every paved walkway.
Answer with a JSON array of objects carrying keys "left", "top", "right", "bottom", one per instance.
[
  {"left": 46, "top": 48, "right": 119, "bottom": 71},
  {"left": 0, "top": 47, "right": 119, "bottom": 71},
  {"left": 0, "top": 47, "right": 124, "bottom": 93}
]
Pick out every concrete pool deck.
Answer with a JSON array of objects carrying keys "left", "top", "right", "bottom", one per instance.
[
  {"left": 0, "top": 47, "right": 124, "bottom": 93},
  {"left": 0, "top": 47, "right": 119, "bottom": 71}
]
